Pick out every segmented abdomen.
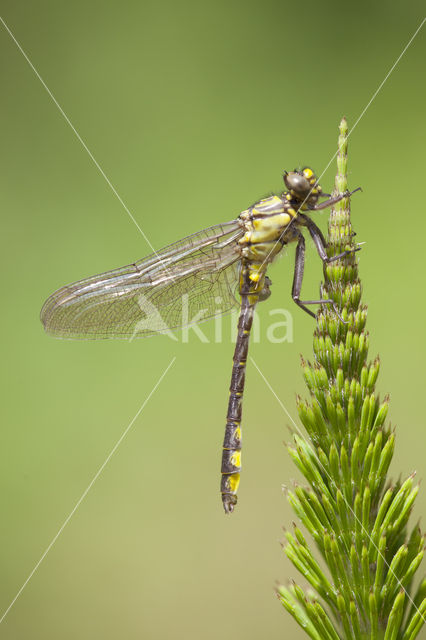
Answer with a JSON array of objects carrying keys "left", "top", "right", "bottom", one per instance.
[{"left": 221, "top": 293, "right": 255, "bottom": 513}]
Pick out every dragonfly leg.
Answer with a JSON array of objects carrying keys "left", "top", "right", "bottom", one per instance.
[
  {"left": 306, "top": 186, "right": 361, "bottom": 211},
  {"left": 301, "top": 215, "right": 361, "bottom": 263},
  {"left": 291, "top": 232, "right": 341, "bottom": 319}
]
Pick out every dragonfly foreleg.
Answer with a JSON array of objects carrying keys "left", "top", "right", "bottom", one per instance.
[
  {"left": 301, "top": 215, "right": 361, "bottom": 263},
  {"left": 306, "top": 187, "right": 361, "bottom": 211}
]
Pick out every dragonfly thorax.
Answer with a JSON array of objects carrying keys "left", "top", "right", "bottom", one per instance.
[{"left": 238, "top": 193, "right": 299, "bottom": 265}]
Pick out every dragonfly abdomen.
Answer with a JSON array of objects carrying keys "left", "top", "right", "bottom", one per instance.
[{"left": 221, "top": 268, "right": 261, "bottom": 514}]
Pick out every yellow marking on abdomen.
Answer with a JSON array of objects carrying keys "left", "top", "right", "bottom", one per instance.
[
  {"left": 226, "top": 473, "right": 240, "bottom": 494},
  {"left": 230, "top": 451, "right": 241, "bottom": 468}
]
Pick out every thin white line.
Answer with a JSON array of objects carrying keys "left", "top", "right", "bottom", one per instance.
[
  {"left": 259, "top": 17, "right": 426, "bottom": 272},
  {"left": 312, "top": 16, "right": 426, "bottom": 194},
  {"left": 250, "top": 358, "right": 300, "bottom": 427},
  {"left": 0, "top": 15, "right": 154, "bottom": 249},
  {"left": 250, "top": 356, "right": 425, "bottom": 626},
  {"left": 348, "top": 17, "right": 426, "bottom": 139},
  {"left": 0, "top": 357, "right": 176, "bottom": 625}
]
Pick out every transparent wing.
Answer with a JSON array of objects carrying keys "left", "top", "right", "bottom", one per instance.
[{"left": 41, "top": 221, "right": 244, "bottom": 339}]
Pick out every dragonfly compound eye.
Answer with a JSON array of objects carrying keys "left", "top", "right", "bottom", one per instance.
[{"left": 283, "top": 171, "right": 311, "bottom": 198}]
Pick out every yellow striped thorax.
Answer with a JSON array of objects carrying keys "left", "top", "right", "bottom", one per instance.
[{"left": 238, "top": 194, "right": 297, "bottom": 265}]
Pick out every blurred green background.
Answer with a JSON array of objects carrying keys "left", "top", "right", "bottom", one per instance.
[{"left": 1, "top": 1, "right": 425, "bottom": 638}]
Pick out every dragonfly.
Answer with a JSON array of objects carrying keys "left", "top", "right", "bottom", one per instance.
[{"left": 41, "top": 167, "right": 360, "bottom": 513}]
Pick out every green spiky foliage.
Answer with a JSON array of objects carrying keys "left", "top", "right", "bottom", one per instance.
[{"left": 278, "top": 118, "right": 426, "bottom": 640}]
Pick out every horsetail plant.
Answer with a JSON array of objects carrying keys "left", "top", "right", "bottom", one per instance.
[{"left": 278, "top": 118, "right": 425, "bottom": 639}]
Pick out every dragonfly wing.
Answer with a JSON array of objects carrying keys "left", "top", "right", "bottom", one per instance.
[{"left": 41, "top": 221, "right": 243, "bottom": 339}]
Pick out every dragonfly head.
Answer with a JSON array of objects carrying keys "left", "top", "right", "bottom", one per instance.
[{"left": 283, "top": 167, "right": 322, "bottom": 209}]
